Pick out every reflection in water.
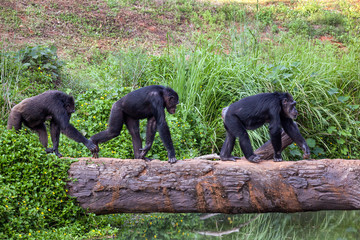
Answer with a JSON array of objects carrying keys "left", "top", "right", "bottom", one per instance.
[
  {"left": 196, "top": 214, "right": 260, "bottom": 237},
  {"left": 102, "top": 210, "right": 360, "bottom": 239}
]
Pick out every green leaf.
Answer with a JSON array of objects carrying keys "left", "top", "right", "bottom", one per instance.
[
  {"left": 327, "top": 88, "right": 339, "bottom": 95},
  {"left": 337, "top": 96, "right": 350, "bottom": 103},
  {"left": 327, "top": 126, "right": 337, "bottom": 134},
  {"left": 347, "top": 104, "right": 359, "bottom": 110},
  {"left": 306, "top": 138, "right": 316, "bottom": 148},
  {"left": 282, "top": 73, "right": 293, "bottom": 79}
]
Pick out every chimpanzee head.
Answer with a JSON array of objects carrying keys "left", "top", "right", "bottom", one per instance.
[
  {"left": 65, "top": 96, "right": 76, "bottom": 116},
  {"left": 281, "top": 93, "right": 298, "bottom": 119},
  {"left": 164, "top": 88, "right": 179, "bottom": 114}
]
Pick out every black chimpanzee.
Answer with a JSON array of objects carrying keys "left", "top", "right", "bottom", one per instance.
[
  {"left": 220, "top": 92, "right": 310, "bottom": 163},
  {"left": 90, "top": 85, "right": 179, "bottom": 163},
  {"left": 7, "top": 90, "right": 98, "bottom": 157}
]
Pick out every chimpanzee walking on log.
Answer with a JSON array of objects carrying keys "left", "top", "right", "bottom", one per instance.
[
  {"left": 220, "top": 92, "right": 310, "bottom": 163},
  {"left": 90, "top": 85, "right": 179, "bottom": 163},
  {"left": 7, "top": 90, "right": 98, "bottom": 157}
]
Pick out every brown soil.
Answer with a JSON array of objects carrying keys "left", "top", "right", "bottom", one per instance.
[{"left": 0, "top": 0, "right": 190, "bottom": 57}]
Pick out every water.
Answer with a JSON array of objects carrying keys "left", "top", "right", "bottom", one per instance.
[{"left": 101, "top": 210, "right": 360, "bottom": 239}]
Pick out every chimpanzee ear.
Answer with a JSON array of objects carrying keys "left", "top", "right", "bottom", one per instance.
[{"left": 282, "top": 98, "right": 288, "bottom": 105}]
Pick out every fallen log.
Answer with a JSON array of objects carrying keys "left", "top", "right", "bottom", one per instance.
[{"left": 67, "top": 157, "right": 360, "bottom": 215}]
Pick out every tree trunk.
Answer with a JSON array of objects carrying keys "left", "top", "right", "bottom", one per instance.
[{"left": 67, "top": 157, "right": 360, "bottom": 215}]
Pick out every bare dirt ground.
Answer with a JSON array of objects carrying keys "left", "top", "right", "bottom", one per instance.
[
  {"left": 1, "top": 0, "right": 357, "bottom": 57},
  {"left": 0, "top": 0, "right": 193, "bottom": 57}
]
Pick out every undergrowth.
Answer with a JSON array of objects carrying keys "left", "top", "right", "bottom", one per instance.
[{"left": 0, "top": 128, "right": 109, "bottom": 239}]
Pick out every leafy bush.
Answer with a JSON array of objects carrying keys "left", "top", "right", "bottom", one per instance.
[
  {"left": 0, "top": 127, "right": 94, "bottom": 239},
  {"left": 17, "top": 45, "right": 64, "bottom": 82}
]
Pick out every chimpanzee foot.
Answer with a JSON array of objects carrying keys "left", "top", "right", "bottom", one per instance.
[
  {"left": 247, "top": 154, "right": 261, "bottom": 163},
  {"left": 168, "top": 157, "right": 177, "bottom": 164},
  {"left": 45, "top": 148, "right": 62, "bottom": 157},
  {"left": 220, "top": 155, "right": 237, "bottom": 161},
  {"left": 144, "top": 157, "right": 154, "bottom": 161},
  {"left": 45, "top": 148, "right": 54, "bottom": 154},
  {"left": 54, "top": 151, "right": 63, "bottom": 158},
  {"left": 273, "top": 153, "right": 283, "bottom": 162}
]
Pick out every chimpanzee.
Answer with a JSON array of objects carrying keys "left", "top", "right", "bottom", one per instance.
[
  {"left": 7, "top": 90, "right": 98, "bottom": 157},
  {"left": 90, "top": 85, "right": 179, "bottom": 163},
  {"left": 220, "top": 92, "right": 310, "bottom": 163}
]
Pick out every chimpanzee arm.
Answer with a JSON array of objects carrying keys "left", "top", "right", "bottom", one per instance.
[
  {"left": 54, "top": 111, "right": 98, "bottom": 153},
  {"left": 281, "top": 117, "right": 310, "bottom": 159},
  {"left": 151, "top": 96, "right": 177, "bottom": 163},
  {"left": 139, "top": 116, "right": 157, "bottom": 160},
  {"left": 269, "top": 116, "right": 283, "bottom": 162}
]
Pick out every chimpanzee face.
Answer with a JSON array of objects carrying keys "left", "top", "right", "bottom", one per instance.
[
  {"left": 65, "top": 96, "right": 76, "bottom": 115},
  {"left": 164, "top": 89, "right": 179, "bottom": 114},
  {"left": 282, "top": 96, "right": 298, "bottom": 119}
]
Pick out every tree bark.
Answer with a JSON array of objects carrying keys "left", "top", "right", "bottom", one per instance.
[{"left": 67, "top": 157, "right": 360, "bottom": 215}]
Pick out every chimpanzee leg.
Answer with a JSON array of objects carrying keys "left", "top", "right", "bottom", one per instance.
[
  {"left": 50, "top": 120, "right": 62, "bottom": 157},
  {"left": 238, "top": 131, "right": 261, "bottom": 163},
  {"left": 220, "top": 131, "right": 236, "bottom": 161},
  {"left": 281, "top": 117, "right": 310, "bottom": 159},
  {"left": 139, "top": 117, "right": 157, "bottom": 160},
  {"left": 90, "top": 102, "right": 124, "bottom": 145},
  {"left": 125, "top": 117, "right": 142, "bottom": 159},
  {"left": 32, "top": 123, "right": 50, "bottom": 152},
  {"left": 225, "top": 116, "right": 260, "bottom": 163}
]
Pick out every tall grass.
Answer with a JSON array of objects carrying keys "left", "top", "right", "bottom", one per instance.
[
  {"left": 62, "top": 25, "right": 359, "bottom": 159},
  {"left": 0, "top": 46, "right": 23, "bottom": 120},
  {"left": 144, "top": 29, "right": 359, "bottom": 157}
]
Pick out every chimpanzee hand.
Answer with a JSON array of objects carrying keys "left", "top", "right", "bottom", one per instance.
[
  {"left": 303, "top": 152, "right": 310, "bottom": 159},
  {"left": 302, "top": 145, "right": 311, "bottom": 159},
  {"left": 86, "top": 140, "right": 99, "bottom": 158},
  {"left": 139, "top": 144, "right": 151, "bottom": 159}
]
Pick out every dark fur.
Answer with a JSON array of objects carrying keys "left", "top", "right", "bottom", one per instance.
[
  {"left": 90, "top": 85, "right": 179, "bottom": 163},
  {"left": 220, "top": 92, "right": 310, "bottom": 163},
  {"left": 7, "top": 90, "right": 98, "bottom": 157}
]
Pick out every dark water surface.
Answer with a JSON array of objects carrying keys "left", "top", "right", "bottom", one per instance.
[{"left": 104, "top": 210, "right": 360, "bottom": 239}]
